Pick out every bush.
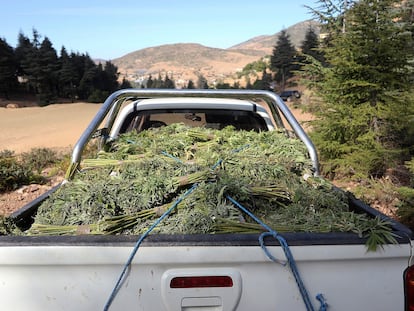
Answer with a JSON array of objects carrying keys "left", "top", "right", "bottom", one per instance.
[
  {"left": 406, "top": 158, "right": 414, "bottom": 180},
  {"left": 396, "top": 186, "right": 414, "bottom": 230},
  {"left": 0, "top": 150, "right": 43, "bottom": 193},
  {"left": 36, "top": 93, "right": 54, "bottom": 107},
  {"left": 21, "top": 148, "right": 59, "bottom": 174},
  {"left": 87, "top": 90, "right": 109, "bottom": 103},
  {"left": 397, "top": 158, "right": 414, "bottom": 229},
  {"left": 0, "top": 148, "right": 63, "bottom": 193}
]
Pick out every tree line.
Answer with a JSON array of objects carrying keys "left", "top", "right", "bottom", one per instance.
[
  {"left": 302, "top": 0, "right": 414, "bottom": 180},
  {"left": 236, "top": 0, "right": 414, "bottom": 186},
  {"left": 0, "top": 25, "right": 322, "bottom": 104},
  {"left": 0, "top": 30, "right": 130, "bottom": 105}
]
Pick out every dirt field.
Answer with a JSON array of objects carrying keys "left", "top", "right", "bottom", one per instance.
[
  {"left": 0, "top": 103, "right": 102, "bottom": 214},
  {"left": 0, "top": 103, "right": 102, "bottom": 153}
]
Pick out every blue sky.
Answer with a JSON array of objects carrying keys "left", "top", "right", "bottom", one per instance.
[{"left": 1, "top": 0, "right": 318, "bottom": 60}]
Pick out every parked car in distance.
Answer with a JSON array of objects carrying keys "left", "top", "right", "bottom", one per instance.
[{"left": 279, "top": 90, "right": 301, "bottom": 101}]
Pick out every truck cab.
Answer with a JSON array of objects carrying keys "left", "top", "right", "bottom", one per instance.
[{"left": 109, "top": 97, "right": 275, "bottom": 140}]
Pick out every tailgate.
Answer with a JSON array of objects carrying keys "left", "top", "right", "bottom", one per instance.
[{"left": 0, "top": 235, "right": 411, "bottom": 311}]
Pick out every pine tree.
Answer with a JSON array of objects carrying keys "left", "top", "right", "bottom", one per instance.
[
  {"left": 120, "top": 77, "right": 132, "bottom": 89},
  {"left": 14, "top": 33, "right": 32, "bottom": 79},
  {"left": 78, "top": 54, "right": 99, "bottom": 100},
  {"left": 15, "top": 31, "right": 41, "bottom": 94},
  {"left": 299, "top": 26, "right": 325, "bottom": 66},
  {"left": 164, "top": 74, "right": 175, "bottom": 89},
  {"left": 196, "top": 74, "right": 209, "bottom": 89},
  {"left": 9, "top": 29, "right": 122, "bottom": 103},
  {"left": 153, "top": 72, "right": 163, "bottom": 88},
  {"left": 0, "top": 38, "right": 18, "bottom": 98},
  {"left": 103, "top": 61, "right": 119, "bottom": 92},
  {"left": 37, "top": 37, "right": 59, "bottom": 103},
  {"left": 14, "top": 30, "right": 60, "bottom": 104},
  {"left": 252, "top": 69, "right": 272, "bottom": 90},
  {"left": 401, "top": 0, "right": 414, "bottom": 84},
  {"left": 307, "top": 0, "right": 414, "bottom": 178},
  {"left": 146, "top": 75, "right": 154, "bottom": 88},
  {"left": 270, "top": 30, "right": 298, "bottom": 90},
  {"left": 58, "top": 47, "right": 78, "bottom": 102},
  {"left": 245, "top": 77, "right": 253, "bottom": 89},
  {"left": 186, "top": 79, "right": 195, "bottom": 89}
]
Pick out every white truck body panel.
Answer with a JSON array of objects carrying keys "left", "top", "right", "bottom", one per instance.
[{"left": 0, "top": 243, "right": 410, "bottom": 311}]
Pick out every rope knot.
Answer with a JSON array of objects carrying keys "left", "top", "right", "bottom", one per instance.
[
  {"left": 259, "top": 231, "right": 287, "bottom": 266},
  {"left": 316, "top": 293, "right": 328, "bottom": 311}
]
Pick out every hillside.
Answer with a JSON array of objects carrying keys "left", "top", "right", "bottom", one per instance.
[
  {"left": 229, "top": 20, "right": 320, "bottom": 54},
  {"left": 113, "top": 43, "right": 264, "bottom": 88},
  {"left": 112, "top": 20, "right": 320, "bottom": 87}
]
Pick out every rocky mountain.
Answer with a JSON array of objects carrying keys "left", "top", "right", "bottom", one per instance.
[{"left": 112, "top": 20, "right": 320, "bottom": 88}]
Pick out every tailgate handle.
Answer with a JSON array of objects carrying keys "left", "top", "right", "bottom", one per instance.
[
  {"left": 182, "top": 297, "right": 222, "bottom": 309},
  {"left": 162, "top": 268, "right": 242, "bottom": 311}
]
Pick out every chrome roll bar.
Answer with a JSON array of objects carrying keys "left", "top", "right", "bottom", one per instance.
[{"left": 71, "top": 89, "right": 319, "bottom": 175}]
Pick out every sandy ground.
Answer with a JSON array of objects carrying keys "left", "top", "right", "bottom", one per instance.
[
  {"left": 0, "top": 103, "right": 102, "bottom": 214},
  {"left": 0, "top": 103, "right": 102, "bottom": 154}
]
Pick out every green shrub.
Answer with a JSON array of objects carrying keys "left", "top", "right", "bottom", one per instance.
[
  {"left": 36, "top": 93, "right": 54, "bottom": 107},
  {"left": 397, "top": 158, "right": 414, "bottom": 229},
  {"left": 21, "top": 148, "right": 59, "bottom": 174},
  {"left": 406, "top": 158, "right": 414, "bottom": 180},
  {"left": 87, "top": 90, "right": 108, "bottom": 103},
  {"left": 0, "top": 150, "right": 43, "bottom": 193},
  {"left": 396, "top": 186, "right": 414, "bottom": 230}
]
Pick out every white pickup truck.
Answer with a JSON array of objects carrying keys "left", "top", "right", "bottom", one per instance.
[{"left": 1, "top": 89, "right": 414, "bottom": 311}]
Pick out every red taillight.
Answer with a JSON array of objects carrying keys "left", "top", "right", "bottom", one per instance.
[
  {"left": 170, "top": 276, "right": 233, "bottom": 288},
  {"left": 405, "top": 265, "right": 414, "bottom": 311}
]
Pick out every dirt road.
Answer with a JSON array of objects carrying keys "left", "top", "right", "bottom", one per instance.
[{"left": 0, "top": 103, "right": 101, "bottom": 153}]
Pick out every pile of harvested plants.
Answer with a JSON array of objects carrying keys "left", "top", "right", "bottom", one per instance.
[{"left": 6, "top": 124, "right": 397, "bottom": 250}]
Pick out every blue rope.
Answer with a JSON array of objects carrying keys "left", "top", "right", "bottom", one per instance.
[
  {"left": 317, "top": 294, "right": 328, "bottom": 311},
  {"left": 226, "top": 195, "right": 328, "bottom": 311},
  {"left": 103, "top": 141, "right": 328, "bottom": 310},
  {"left": 103, "top": 183, "right": 198, "bottom": 311},
  {"left": 210, "top": 144, "right": 250, "bottom": 170},
  {"left": 161, "top": 151, "right": 184, "bottom": 163},
  {"left": 211, "top": 159, "right": 223, "bottom": 170},
  {"left": 231, "top": 143, "right": 250, "bottom": 153},
  {"left": 258, "top": 231, "right": 287, "bottom": 266}
]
